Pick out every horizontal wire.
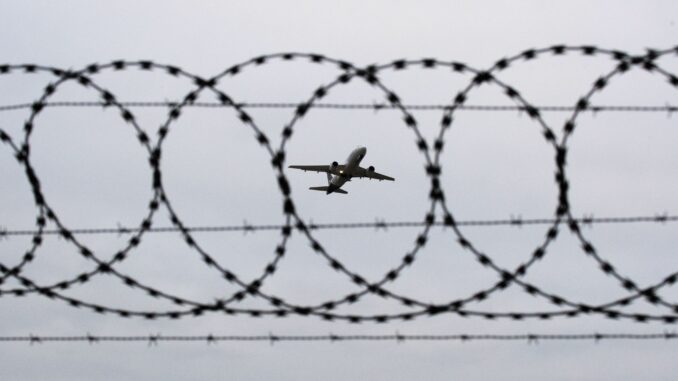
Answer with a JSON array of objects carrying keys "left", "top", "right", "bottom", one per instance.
[
  {"left": 1, "top": 332, "right": 676, "bottom": 344},
  {"left": 0, "top": 101, "right": 677, "bottom": 113},
  {"left": 2, "top": 214, "right": 676, "bottom": 237}
]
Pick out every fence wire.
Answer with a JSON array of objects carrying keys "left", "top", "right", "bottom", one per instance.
[
  {"left": 1, "top": 101, "right": 677, "bottom": 113},
  {"left": 2, "top": 332, "right": 676, "bottom": 345},
  {"left": 2, "top": 45, "right": 678, "bottom": 323}
]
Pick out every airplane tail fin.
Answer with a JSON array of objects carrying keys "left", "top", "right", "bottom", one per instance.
[{"left": 309, "top": 186, "right": 348, "bottom": 194}]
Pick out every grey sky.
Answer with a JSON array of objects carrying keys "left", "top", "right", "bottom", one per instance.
[{"left": 1, "top": 1, "right": 678, "bottom": 380}]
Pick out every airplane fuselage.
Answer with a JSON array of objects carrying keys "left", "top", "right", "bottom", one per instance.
[{"left": 327, "top": 147, "right": 367, "bottom": 194}]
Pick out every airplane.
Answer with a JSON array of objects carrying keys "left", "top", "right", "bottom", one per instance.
[{"left": 288, "top": 146, "right": 395, "bottom": 194}]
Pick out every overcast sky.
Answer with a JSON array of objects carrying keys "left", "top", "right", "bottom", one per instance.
[{"left": 1, "top": 1, "right": 678, "bottom": 380}]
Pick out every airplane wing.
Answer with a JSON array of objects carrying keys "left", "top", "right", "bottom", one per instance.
[
  {"left": 288, "top": 165, "right": 346, "bottom": 174},
  {"left": 289, "top": 164, "right": 394, "bottom": 180},
  {"left": 351, "top": 166, "right": 395, "bottom": 181}
]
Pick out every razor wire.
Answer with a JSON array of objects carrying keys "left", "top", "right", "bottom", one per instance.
[{"left": 1, "top": 45, "right": 678, "bottom": 323}]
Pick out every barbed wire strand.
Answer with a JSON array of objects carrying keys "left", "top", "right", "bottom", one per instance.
[
  {"left": 1, "top": 332, "right": 676, "bottom": 344},
  {"left": 1, "top": 214, "right": 676, "bottom": 237},
  {"left": 0, "top": 101, "right": 677, "bottom": 113}
]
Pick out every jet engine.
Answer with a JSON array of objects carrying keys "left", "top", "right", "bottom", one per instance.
[
  {"left": 331, "top": 161, "right": 339, "bottom": 170},
  {"left": 368, "top": 165, "right": 375, "bottom": 173}
]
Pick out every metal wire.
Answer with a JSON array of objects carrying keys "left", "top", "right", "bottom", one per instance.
[
  {"left": 2, "top": 214, "right": 676, "bottom": 237},
  {"left": 1, "top": 332, "right": 676, "bottom": 344},
  {"left": 2, "top": 45, "right": 678, "bottom": 323},
  {"left": 0, "top": 101, "right": 676, "bottom": 113}
]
